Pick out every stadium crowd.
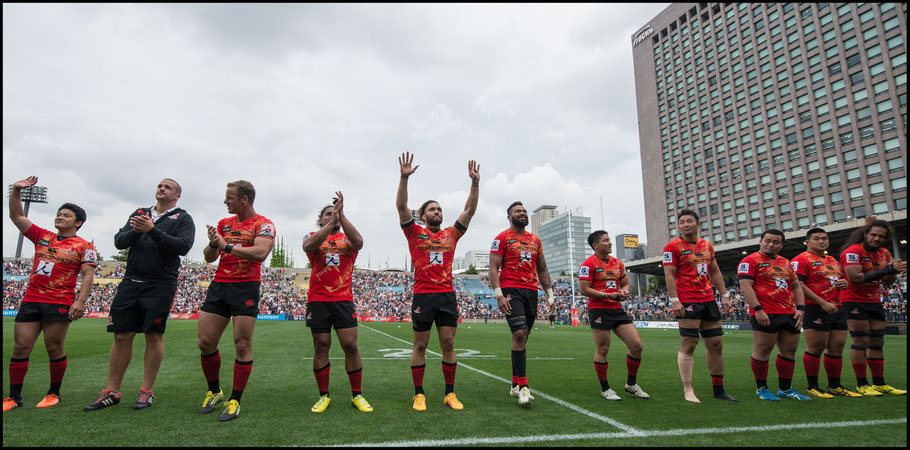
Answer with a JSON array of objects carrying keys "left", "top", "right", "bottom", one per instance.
[{"left": 3, "top": 259, "right": 907, "bottom": 323}]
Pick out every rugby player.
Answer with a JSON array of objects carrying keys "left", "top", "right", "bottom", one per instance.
[
  {"left": 85, "top": 178, "right": 195, "bottom": 411},
  {"left": 396, "top": 152, "right": 479, "bottom": 411},
  {"left": 791, "top": 228, "right": 859, "bottom": 398},
  {"left": 578, "top": 231, "right": 649, "bottom": 401},
  {"left": 839, "top": 220, "right": 907, "bottom": 396},
  {"left": 304, "top": 192, "right": 372, "bottom": 413},
  {"left": 662, "top": 209, "right": 737, "bottom": 403},
  {"left": 489, "top": 201, "right": 555, "bottom": 408},
  {"left": 738, "top": 229, "right": 811, "bottom": 401},
  {"left": 5, "top": 176, "right": 96, "bottom": 412},
  {"left": 197, "top": 180, "right": 275, "bottom": 421}
]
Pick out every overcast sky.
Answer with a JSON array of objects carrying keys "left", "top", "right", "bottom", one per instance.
[{"left": 3, "top": 3, "right": 669, "bottom": 270}]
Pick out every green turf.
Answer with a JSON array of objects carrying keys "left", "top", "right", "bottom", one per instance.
[{"left": 2, "top": 317, "right": 906, "bottom": 447}]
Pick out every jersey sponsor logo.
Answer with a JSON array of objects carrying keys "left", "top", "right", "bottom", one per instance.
[
  {"left": 737, "top": 262, "right": 750, "bottom": 273},
  {"left": 259, "top": 223, "right": 276, "bottom": 237},
  {"left": 696, "top": 263, "right": 708, "bottom": 276},
  {"left": 685, "top": 305, "right": 694, "bottom": 312},
  {"left": 429, "top": 252, "right": 444, "bottom": 265},
  {"left": 594, "top": 267, "right": 604, "bottom": 273},
  {"left": 414, "top": 306, "right": 421, "bottom": 314},
  {"left": 861, "top": 257, "right": 871, "bottom": 262},
  {"left": 774, "top": 278, "right": 789, "bottom": 289},
  {"left": 418, "top": 234, "right": 430, "bottom": 240},
  {"left": 662, "top": 252, "right": 673, "bottom": 263},
  {"left": 845, "top": 253, "right": 859, "bottom": 263},
  {"left": 605, "top": 281, "right": 617, "bottom": 290},
  {"left": 58, "top": 307, "right": 68, "bottom": 314},
  {"left": 811, "top": 261, "right": 823, "bottom": 266},
  {"left": 245, "top": 299, "right": 255, "bottom": 307},
  {"left": 325, "top": 253, "right": 341, "bottom": 266},
  {"left": 490, "top": 240, "right": 500, "bottom": 251},
  {"left": 579, "top": 266, "right": 590, "bottom": 277},
  {"left": 850, "top": 308, "right": 859, "bottom": 315},
  {"left": 169, "top": 213, "right": 179, "bottom": 219},
  {"left": 84, "top": 250, "right": 98, "bottom": 264},
  {"left": 680, "top": 250, "right": 693, "bottom": 255},
  {"left": 153, "top": 317, "right": 163, "bottom": 325},
  {"left": 758, "top": 263, "right": 771, "bottom": 268},
  {"left": 507, "top": 239, "right": 518, "bottom": 244},
  {"left": 37, "top": 239, "right": 50, "bottom": 247},
  {"left": 594, "top": 316, "right": 602, "bottom": 324},
  {"left": 35, "top": 260, "right": 55, "bottom": 276},
  {"left": 791, "top": 261, "right": 799, "bottom": 271},
  {"left": 222, "top": 226, "right": 232, "bottom": 232},
  {"left": 519, "top": 251, "right": 532, "bottom": 262}
]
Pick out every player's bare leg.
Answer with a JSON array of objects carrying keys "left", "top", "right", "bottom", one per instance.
[
  {"left": 6, "top": 322, "right": 41, "bottom": 408},
  {"left": 107, "top": 332, "right": 136, "bottom": 392},
  {"left": 142, "top": 333, "right": 165, "bottom": 391},
  {"left": 197, "top": 311, "right": 231, "bottom": 356},
  {"left": 410, "top": 330, "right": 431, "bottom": 367},
  {"left": 38, "top": 321, "right": 70, "bottom": 407},
  {"left": 678, "top": 318, "right": 701, "bottom": 403}
]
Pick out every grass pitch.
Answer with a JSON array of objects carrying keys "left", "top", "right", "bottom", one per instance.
[{"left": 2, "top": 317, "right": 907, "bottom": 447}]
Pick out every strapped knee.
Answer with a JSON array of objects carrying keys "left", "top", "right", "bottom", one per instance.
[
  {"left": 679, "top": 327, "right": 699, "bottom": 338},
  {"left": 869, "top": 330, "right": 885, "bottom": 339},
  {"left": 700, "top": 327, "right": 723, "bottom": 338},
  {"left": 867, "top": 345, "right": 883, "bottom": 351},
  {"left": 850, "top": 345, "right": 867, "bottom": 352},
  {"left": 849, "top": 330, "right": 870, "bottom": 338}
]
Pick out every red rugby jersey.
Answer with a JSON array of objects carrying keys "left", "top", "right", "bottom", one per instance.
[
  {"left": 403, "top": 220, "right": 465, "bottom": 294},
  {"left": 792, "top": 251, "right": 842, "bottom": 307},
  {"left": 737, "top": 252, "right": 797, "bottom": 315},
  {"left": 662, "top": 237, "right": 716, "bottom": 302},
  {"left": 213, "top": 214, "right": 275, "bottom": 283},
  {"left": 21, "top": 224, "right": 97, "bottom": 306},
  {"left": 305, "top": 232, "right": 358, "bottom": 302},
  {"left": 578, "top": 254, "right": 626, "bottom": 310},
  {"left": 490, "top": 229, "right": 543, "bottom": 290},
  {"left": 840, "top": 243, "right": 892, "bottom": 303}
]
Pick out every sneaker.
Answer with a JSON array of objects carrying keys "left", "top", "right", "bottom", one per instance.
[
  {"left": 806, "top": 387, "right": 834, "bottom": 399},
  {"left": 133, "top": 389, "right": 154, "bottom": 410},
  {"left": 873, "top": 385, "right": 907, "bottom": 395},
  {"left": 518, "top": 387, "right": 533, "bottom": 408},
  {"left": 443, "top": 392, "right": 463, "bottom": 410},
  {"left": 311, "top": 394, "right": 331, "bottom": 413},
  {"left": 219, "top": 399, "right": 239, "bottom": 421},
  {"left": 412, "top": 394, "right": 426, "bottom": 411},
  {"left": 857, "top": 385, "right": 884, "bottom": 397},
  {"left": 199, "top": 390, "right": 223, "bottom": 414},
  {"left": 601, "top": 388, "right": 621, "bottom": 401},
  {"left": 827, "top": 386, "right": 862, "bottom": 398},
  {"left": 351, "top": 394, "right": 373, "bottom": 412},
  {"left": 83, "top": 390, "right": 121, "bottom": 411},
  {"left": 36, "top": 394, "right": 60, "bottom": 408},
  {"left": 755, "top": 387, "right": 780, "bottom": 401},
  {"left": 777, "top": 388, "right": 812, "bottom": 400},
  {"left": 624, "top": 384, "right": 650, "bottom": 399},
  {"left": 713, "top": 392, "right": 740, "bottom": 402},
  {"left": 3, "top": 397, "right": 23, "bottom": 412}
]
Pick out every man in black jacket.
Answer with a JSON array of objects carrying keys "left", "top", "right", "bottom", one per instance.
[{"left": 84, "top": 178, "right": 195, "bottom": 411}]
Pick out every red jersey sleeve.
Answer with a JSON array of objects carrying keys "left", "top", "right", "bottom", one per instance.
[
  {"left": 737, "top": 255, "right": 757, "bottom": 279},
  {"left": 490, "top": 231, "right": 507, "bottom": 257},
  {"left": 792, "top": 254, "right": 811, "bottom": 281},
  {"left": 662, "top": 241, "right": 678, "bottom": 267},
  {"left": 578, "top": 259, "right": 594, "bottom": 281}
]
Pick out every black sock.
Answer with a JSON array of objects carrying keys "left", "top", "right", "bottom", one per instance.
[
  {"left": 229, "top": 389, "right": 243, "bottom": 402},
  {"left": 857, "top": 377, "right": 869, "bottom": 386},
  {"left": 48, "top": 382, "right": 61, "bottom": 396},
  {"left": 511, "top": 349, "right": 527, "bottom": 387},
  {"left": 208, "top": 380, "right": 221, "bottom": 393},
  {"left": 779, "top": 377, "right": 792, "bottom": 391},
  {"left": 414, "top": 385, "right": 424, "bottom": 395},
  {"left": 9, "top": 385, "right": 23, "bottom": 401},
  {"left": 756, "top": 379, "right": 768, "bottom": 389}
]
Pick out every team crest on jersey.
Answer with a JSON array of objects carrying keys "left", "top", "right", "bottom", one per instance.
[
  {"left": 605, "top": 281, "right": 617, "bottom": 289},
  {"left": 429, "top": 252, "right": 444, "bottom": 265},
  {"left": 663, "top": 252, "right": 673, "bottom": 263},
  {"left": 737, "top": 263, "right": 750, "bottom": 273},
  {"left": 845, "top": 253, "right": 859, "bottom": 263},
  {"left": 791, "top": 262, "right": 799, "bottom": 271},
  {"left": 259, "top": 223, "right": 276, "bottom": 237},
  {"left": 490, "top": 240, "right": 500, "bottom": 251},
  {"left": 520, "top": 251, "right": 532, "bottom": 262},
  {"left": 828, "top": 276, "right": 838, "bottom": 286},
  {"left": 774, "top": 278, "right": 789, "bottom": 289},
  {"left": 325, "top": 253, "right": 341, "bottom": 266},
  {"left": 579, "top": 266, "right": 590, "bottom": 277},
  {"left": 37, "top": 239, "right": 50, "bottom": 247},
  {"left": 697, "top": 263, "right": 708, "bottom": 276}
]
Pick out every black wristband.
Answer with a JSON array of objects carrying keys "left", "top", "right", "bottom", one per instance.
[
  {"left": 796, "top": 305, "right": 805, "bottom": 311},
  {"left": 752, "top": 304, "right": 764, "bottom": 312},
  {"left": 224, "top": 244, "right": 234, "bottom": 254},
  {"left": 209, "top": 242, "right": 219, "bottom": 249}
]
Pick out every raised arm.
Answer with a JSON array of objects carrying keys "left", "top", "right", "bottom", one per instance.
[
  {"left": 456, "top": 160, "right": 480, "bottom": 228},
  {"left": 335, "top": 192, "right": 363, "bottom": 251},
  {"left": 9, "top": 176, "right": 38, "bottom": 234},
  {"left": 396, "top": 152, "right": 419, "bottom": 224}
]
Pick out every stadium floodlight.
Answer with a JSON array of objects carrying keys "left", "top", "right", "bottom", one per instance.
[{"left": 8, "top": 184, "right": 49, "bottom": 258}]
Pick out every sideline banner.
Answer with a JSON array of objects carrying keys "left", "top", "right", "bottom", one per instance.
[
  {"left": 570, "top": 307, "right": 579, "bottom": 326},
  {"left": 632, "top": 321, "right": 751, "bottom": 330},
  {"left": 257, "top": 314, "right": 286, "bottom": 321}
]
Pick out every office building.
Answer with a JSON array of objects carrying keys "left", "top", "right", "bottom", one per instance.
[
  {"left": 531, "top": 205, "right": 559, "bottom": 235},
  {"left": 538, "top": 211, "right": 593, "bottom": 275}
]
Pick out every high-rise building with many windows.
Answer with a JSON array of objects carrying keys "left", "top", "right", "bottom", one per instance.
[
  {"left": 632, "top": 2, "right": 907, "bottom": 258},
  {"left": 538, "top": 211, "right": 593, "bottom": 276}
]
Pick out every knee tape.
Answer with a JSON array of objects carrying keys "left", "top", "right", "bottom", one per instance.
[
  {"left": 679, "top": 327, "right": 699, "bottom": 338},
  {"left": 869, "top": 330, "right": 885, "bottom": 339},
  {"left": 700, "top": 327, "right": 723, "bottom": 338},
  {"left": 849, "top": 330, "right": 870, "bottom": 338},
  {"left": 850, "top": 345, "right": 867, "bottom": 352}
]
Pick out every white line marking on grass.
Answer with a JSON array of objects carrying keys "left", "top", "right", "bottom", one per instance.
[
  {"left": 361, "top": 324, "right": 641, "bottom": 435},
  {"left": 300, "top": 357, "right": 575, "bottom": 360},
  {"left": 334, "top": 417, "right": 907, "bottom": 447}
]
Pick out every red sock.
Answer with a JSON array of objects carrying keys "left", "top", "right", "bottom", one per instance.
[
  {"left": 517, "top": 376, "right": 528, "bottom": 387},
  {"left": 49, "top": 356, "right": 67, "bottom": 383},
  {"left": 750, "top": 357, "right": 769, "bottom": 383},
  {"left": 802, "top": 352, "right": 820, "bottom": 377},
  {"left": 776, "top": 355, "right": 795, "bottom": 390},
  {"left": 851, "top": 362, "right": 867, "bottom": 379},
  {"left": 594, "top": 361, "right": 608, "bottom": 382},
  {"left": 511, "top": 375, "right": 518, "bottom": 386},
  {"left": 626, "top": 355, "right": 641, "bottom": 377},
  {"left": 442, "top": 362, "right": 457, "bottom": 386},
  {"left": 347, "top": 368, "right": 362, "bottom": 394},
  {"left": 200, "top": 351, "right": 221, "bottom": 383},
  {"left": 867, "top": 358, "right": 884, "bottom": 379},
  {"left": 232, "top": 360, "right": 252, "bottom": 393},
  {"left": 411, "top": 364, "right": 425, "bottom": 388},
  {"left": 314, "top": 364, "right": 330, "bottom": 394},
  {"left": 711, "top": 375, "right": 724, "bottom": 386},
  {"left": 9, "top": 359, "right": 29, "bottom": 386},
  {"left": 823, "top": 354, "right": 843, "bottom": 378}
]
